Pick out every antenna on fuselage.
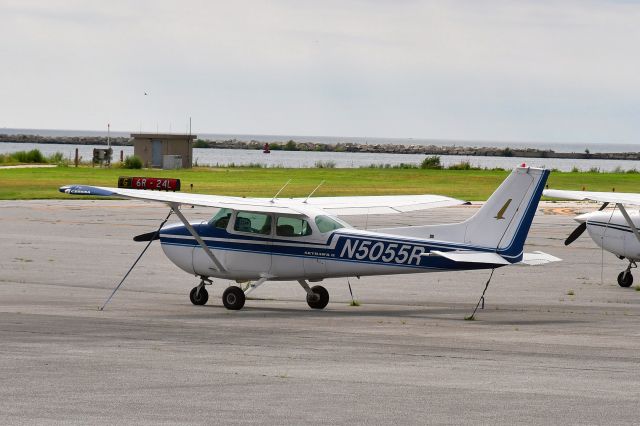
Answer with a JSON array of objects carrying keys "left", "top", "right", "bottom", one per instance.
[
  {"left": 270, "top": 179, "right": 292, "bottom": 203},
  {"left": 303, "top": 180, "right": 325, "bottom": 203}
]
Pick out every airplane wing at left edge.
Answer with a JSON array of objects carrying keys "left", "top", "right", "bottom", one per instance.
[
  {"left": 60, "top": 185, "right": 467, "bottom": 215},
  {"left": 59, "top": 185, "right": 301, "bottom": 214},
  {"left": 544, "top": 189, "right": 640, "bottom": 206}
]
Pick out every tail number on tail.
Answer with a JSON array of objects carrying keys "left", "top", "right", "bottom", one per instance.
[{"left": 339, "top": 238, "right": 426, "bottom": 265}]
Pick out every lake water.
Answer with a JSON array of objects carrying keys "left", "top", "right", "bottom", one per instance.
[{"left": 2, "top": 142, "right": 640, "bottom": 172}]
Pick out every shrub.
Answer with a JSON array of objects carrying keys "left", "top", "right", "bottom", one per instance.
[
  {"left": 420, "top": 155, "right": 442, "bottom": 169},
  {"left": 397, "top": 163, "right": 418, "bottom": 169},
  {"left": 284, "top": 140, "right": 298, "bottom": 151},
  {"left": 122, "top": 155, "right": 143, "bottom": 169},
  {"left": 314, "top": 160, "right": 336, "bottom": 168},
  {"left": 47, "top": 152, "right": 66, "bottom": 164},
  {"left": 448, "top": 161, "right": 479, "bottom": 170},
  {"left": 12, "top": 149, "right": 46, "bottom": 163},
  {"left": 193, "top": 139, "right": 209, "bottom": 148}
]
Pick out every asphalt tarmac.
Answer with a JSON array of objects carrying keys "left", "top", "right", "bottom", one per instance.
[{"left": 1, "top": 200, "right": 639, "bottom": 425}]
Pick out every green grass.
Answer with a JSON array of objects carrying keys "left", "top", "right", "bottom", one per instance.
[{"left": 0, "top": 166, "right": 639, "bottom": 200}]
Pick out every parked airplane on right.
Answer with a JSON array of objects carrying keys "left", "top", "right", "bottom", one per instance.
[{"left": 544, "top": 189, "right": 640, "bottom": 287}]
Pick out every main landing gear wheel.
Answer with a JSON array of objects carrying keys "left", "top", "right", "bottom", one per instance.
[
  {"left": 189, "top": 287, "right": 209, "bottom": 305},
  {"left": 306, "top": 285, "right": 329, "bottom": 310},
  {"left": 222, "top": 286, "right": 246, "bottom": 310},
  {"left": 617, "top": 271, "right": 633, "bottom": 288}
]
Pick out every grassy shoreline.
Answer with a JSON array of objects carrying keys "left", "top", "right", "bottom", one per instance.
[{"left": 1, "top": 166, "right": 638, "bottom": 201}]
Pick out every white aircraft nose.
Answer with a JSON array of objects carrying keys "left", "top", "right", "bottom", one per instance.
[{"left": 574, "top": 212, "right": 595, "bottom": 223}]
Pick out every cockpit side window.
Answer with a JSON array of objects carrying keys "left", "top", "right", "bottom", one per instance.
[
  {"left": 234, "top": 211, "right": 272, "bottom": 235},
  {"left": 276, "top": 216, "right": 312, "bottom": 237},
  {"left": 209, "top": 208, "right": 233, "bottom": 230},
  {"left": 314, "top": 215, "right": 347, "bottom": 233}
]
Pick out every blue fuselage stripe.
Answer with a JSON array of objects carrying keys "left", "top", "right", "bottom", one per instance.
[{"left": 161, "top": 228, "right": 504, "bottom": 271}]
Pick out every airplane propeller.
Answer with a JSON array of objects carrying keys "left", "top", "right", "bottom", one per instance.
[
  {"left": 564, "top": 202, "right": 609, "bottom": 246},
  {"left": 133, "top": 231, "right": 160, "bottom": 242}
]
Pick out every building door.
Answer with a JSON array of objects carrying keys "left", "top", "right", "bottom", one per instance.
[{"left": 152, "top": 140, "right": 162, "bottom": 167}]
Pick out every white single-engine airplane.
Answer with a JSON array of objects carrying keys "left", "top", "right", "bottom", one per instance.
[
  {"left": 544, "top": 188, "right": 640, "bottom": 287},
  {"left": 60, "top": 166, "right": 557, "bottom": 310}
]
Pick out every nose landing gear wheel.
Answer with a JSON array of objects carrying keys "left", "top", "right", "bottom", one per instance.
[
  {"left": 306, "top": 285, "right": 329, "bottom": 309},
  {"left": 222, "top": 286, "right": 246, "bottom": 310},
  {"left": 617, "top": 271, "right": 633, "bottom": 288},
  {"left": 189, "top": 287, "right": 209, "bottom": 305}
]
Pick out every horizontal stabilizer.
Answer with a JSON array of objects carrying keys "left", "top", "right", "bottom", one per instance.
[
  {"left": 424, "top": 249, "right": 561, "bottom": 266},
  {"left": 517, "top": 251, "right": 562, "bottom": 266},
  {"left": 425, "top": 250, "right": 511, "bottom": 265}
]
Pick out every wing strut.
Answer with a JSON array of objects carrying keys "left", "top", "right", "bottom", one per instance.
[
  {"left": 617, "top": 203, "right": 640, "bottom": 244},
  {"left": 170, "top": 203, "right": 226, "bottom": 273}
]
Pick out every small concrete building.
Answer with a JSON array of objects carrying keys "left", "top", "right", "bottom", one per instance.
[{"left": 132, "top": 133, "right": 196, "bottom": 169}]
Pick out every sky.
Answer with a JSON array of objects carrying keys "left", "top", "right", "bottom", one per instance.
[{"left": 1, "top": 0, "right": 639, "bottom": 144}]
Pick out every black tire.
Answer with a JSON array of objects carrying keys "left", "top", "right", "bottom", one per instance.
[
  {"left": 222, "top": 286, "right": 245, "bottom": 310},
  {"left": 189, "top": 287, "right": 209, "bottom": 305},
  {"left": 306, "top": 285, "right": 329, "bottom": 310},
  {"left": 617, "top": 271, "right": 633, "bottom": 288}
]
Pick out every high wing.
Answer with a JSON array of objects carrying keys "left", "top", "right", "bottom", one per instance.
[
  {"left": 59, "top": 185, "right": 299, "bottom": 214},
  {"left": 59, "top": 185, "right": 466, "bottom": 215},
  {"left": 289, "top": 194, "right": 466, "bottom": 215},
  {"left": 544, "top": 189, "right": 640, "bottom": 206}
]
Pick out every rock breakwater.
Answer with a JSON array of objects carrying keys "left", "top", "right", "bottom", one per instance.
[{"left": 1, "top": 133, "right": 639, "bottom": 160}]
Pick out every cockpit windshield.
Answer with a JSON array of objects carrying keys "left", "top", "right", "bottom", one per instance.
[{"left": 209, "top": 208, "right": 233, "bottom": 229}]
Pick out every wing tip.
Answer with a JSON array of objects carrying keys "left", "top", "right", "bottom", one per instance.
[{"left": 58, "top": 185, "right": 115, "bottom": 197}]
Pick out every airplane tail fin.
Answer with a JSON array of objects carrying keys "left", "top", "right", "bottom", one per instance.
[
  {"left": 462, "top": 166, "right": 549, "bottom": 261},
  {"left": 378, "top": 166, "right": 550, "bottom": 263}
]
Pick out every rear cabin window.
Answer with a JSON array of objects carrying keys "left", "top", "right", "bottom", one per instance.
[
  {"left": 276, "top": 216, "right": 312, "bottom": 237},
  {"left": 234, "top": 211, "right": 272, "bottom": 235},
  {"left": 315, "top": 215, "right": 346, "bottom": 233}
]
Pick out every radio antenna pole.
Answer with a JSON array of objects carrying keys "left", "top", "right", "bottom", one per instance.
[
  {"left": 270, "top": 179, "right": 291, "bottom": 203},
  {"left": 303, "top": 180, "right": 325, "bottom": 203}
]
